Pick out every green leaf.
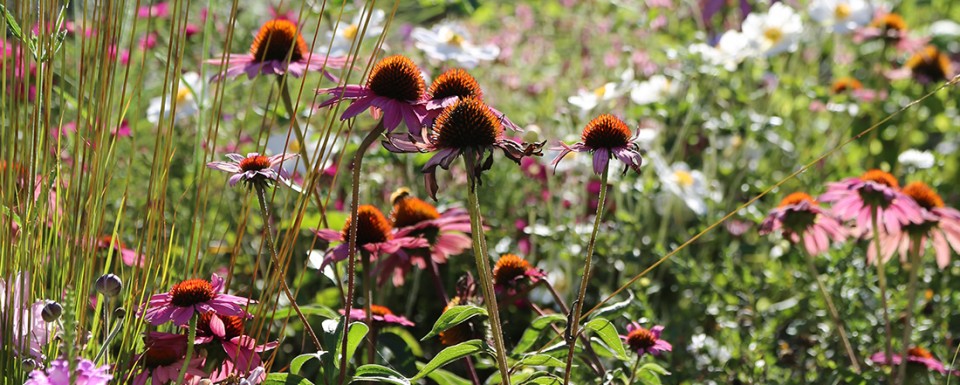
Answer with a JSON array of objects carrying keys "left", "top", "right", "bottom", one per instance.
[
  {"left": 290, "top": 351, "right": 326, "bottom": 375},
  {"left": 351, "top": 364, "right": 410, "bottom": 385},
  {"left": 378, "top": 330, "right": 418, "bottom": 377},
  {"left": 583, "top": 318, "right": 628, "bottom": 360},
  {"left": 0, "top": 5, "right": 24, "bottom": 41},
  {"left": 638, "top": 363, "right": 670, "bottom": 376},
  {"left": 590, "top": 291, "right": 634, "bottom": 318},
  {"left": 338, "top": 322, "right": 369, "bottom": 369},
  {"left": 411, "top": 339, "right": 485, "bottom": 380},
  {"left": 522, "top": 375, "right": 563, "bottom": 385},
  {"left": 270, "top": 305, "right": 339, "bottom": 320},
  {"left": 422, "top": 305, "right": 487, "bottom": 340},
  {"left": 262, "top": 373, "right": 315, "bottom": 385},
  {"left": 512, "top": 353, "right": 566, "bottom": 369},
  {"left": 415, "top": 363, "right": 471, "bottom": 385},
  {"left": 513, "top": 314, "right": 566, "bottom": 354}
]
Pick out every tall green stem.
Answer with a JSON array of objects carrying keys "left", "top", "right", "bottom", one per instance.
[
  {"left": 871, "top": 207, "right": 894, "bottom": 377},
  {"left": 338, "top": 121, "right": 386, "bottom": 385},
  {"left": 797, "top": 234, "right": 861, "bottom": 373},
  {"left": 562, "top": 166, "right": 609, "bottom": 385},
  {"left": 463, "top": 154, "right": 511, "bottom": 385},
  {"left": 176, "top": 316, "right": 197, "bottom": 385},
  {"left": 896, "top": 236, "right": 924, "bottom": 385},
  {"left": 255, "top": 184, "right": 323, "bottom": 351}
]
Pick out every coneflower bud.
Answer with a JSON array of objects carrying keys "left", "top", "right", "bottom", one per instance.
[
  {"left": 41, "top": 301, "right": 63, "bottom": 322},
  {"left": 22, "top": 358, "right": 36, "bottom": 371},
  {"left": 95, "top": 274, "right": 123, "bottom": 298},
  {"left": 114, "top": 307, "right": 126, "bottom": 319}
]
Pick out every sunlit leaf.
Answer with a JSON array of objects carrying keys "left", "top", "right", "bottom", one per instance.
[
  {"left": 422, "top": 305, "right": 487, "bottom": 340},
  {"left": 411, "top": 339, "right": 485, "bottom": 380}
]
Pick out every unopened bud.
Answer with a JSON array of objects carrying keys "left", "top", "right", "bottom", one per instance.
[
  {"left": 522, "top": 124, "right": 541, "bottom": 144},
  {"left": 113, "top": 307, "right": 126, "bottom": 319},
  {"left": 41, "top": 301, "right": 62, "bottom": 322},
  {"left": 21, "top": 358, "right": 36, "bottom": 371},
  {"left": 95, "top": 274, "right": 122, "bottom": 298}
]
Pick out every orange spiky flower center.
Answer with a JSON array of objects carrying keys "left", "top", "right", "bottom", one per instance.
[
  {"left": 906, "top": 46, "right": 953, "bottom": 82},
  {"left": 391, "top": 196, "right": 441, "bottom": 228},
  {"left": 169, "top": 279, "right": 216, "bottom": 307},
  {"left": 861, "top": 169, "right": 899, "bottom": 189},
  {"left": 872, "top": 13, "right": 907, "bottom": 33},
  {"left": 198, "top": 311, "right": 246, "bottom": 340},
  {"left": 831, "top": 77, "right": 863, "bottom": 94},
  {"left": 432, "top": 97, "right": 501, "bottom": 149},
  {"left": 341, "top": 205, "right": 393, "bottom": 245},
  {"left": 439, "top": 296, "right": 472, "bottom": 346},
  {"left": 366, "top": 55, "right": 425, "bottom": 102},
  {"left": 369, "top": 305, "right": 394, "bottom": 317},
  {"left": 908, "top": 347, "right": 934, "bottom": 359},
  {"left": 903, "top": 181, "right": 944, "bottom": 210},
  {"left": 429, "top": 68, "right": 483, "bottom": 101},
  {"left": 250, "top": 19, "right": 308, "bottom": 63},
  {"left": 581, "top": 114, "right": 632, "bottom": 150},
  {"left": 626, "top": 327, "right": 657, "bottom": 351},
  {"left": 239, "top": 155, "right": 272, "bottom": 172},
  {"left": 143, "top": 346, "right": 181, "bottom": 368},
  {"left": 493, "top": 254, "right": 531, "bottom": 286},
  {"left": 98, "top": 235, "right": 127, "bottom": 250},
  {"left": 778, "top": 192, "right": 817, "bottom": 208}
]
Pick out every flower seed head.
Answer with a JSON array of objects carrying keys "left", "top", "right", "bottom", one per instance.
[
  {"left": 778, "top": 192, "right": 816, "bottom": 208},
  {"left": 626, "top": 326, "right": 657, "bottom": 352},
  {"left": 429, "top": 69, "right": 483, "bottom": 101},
  {"left": 366, "top": 55, "right": 425, "bottom": 101},
  {"left": 906, "top": 46, "right": 952, "bottom": 83},
  {"left": 861, "top": 169, "right": 899, "bottom": 189},
  {"left": 143, "top": 346, "right": 181, "bottom": 368},
  {"left": 41, "top": 301, "right": 62, "bottom": 322},
  {"left": 581, "top": 114, "right": 632, "bottom": 150},
  {"left": 903, "top": 181, "right": 944, "bottom": 210},
  {"left": 239, "top": 155, "right": 272, "bottom": 172},
  {"left": 831, "top": 77, "right": 862, "bottom": 94},
  {"left": 391, "top": 193, "right": 440, "bottom": 228},
  {"left": 199, "top": 311, "right": 246, "bottom": 339},
  {"left": 96, "top": 273, "right": 123, "bottom": 298},
  {"left": 908, "top": 347, "right": 934, "bottom": 359},
  {"left": 169, "top": 278, "right": 216, "bottom": 307},
  {"left": 250, "top": 19, "right": 308, "bottom": 62},
  {"left": 370, "top": 305, "right": 394, "bottom": 317},
  {"left": 342, "top": 205, "right": 393, "bottom": 245},
  {"left": 493, "top": 254, "right": 532, "bottom": 286},
  {"left": 432, "top": 97, "right": 501, "bottom": 149},
  {"left": 872, "top": 13, "right": 907, "bottom": 34}
]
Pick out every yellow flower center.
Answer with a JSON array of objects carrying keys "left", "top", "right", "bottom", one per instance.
[
  {"left": 674, "top": 170, "right": 694, "bottom": 188},
  {"left": 593, "top": 85, "right": 607, "bottom": 98},
  {"left": 446, "top": 33, "right": 465, "bottom": 46},
  {"left": 763, "top": 28, "right": 783, "bottom": 44},
  {"left": 342, "top": 24, "right": 359, "bottom": 40},
  {"left": 176, "top": 87, "right": 192, "bottom": 105},
  {"left": 834, "top": 4, "right": 851, "bottom": 20}
]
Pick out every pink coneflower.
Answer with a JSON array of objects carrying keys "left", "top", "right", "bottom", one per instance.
[
  {"left": 0, "top": 272, "right": 55, "bottom": 361},
  {"left": 24, "top": 357, "right": 112, "bottom": 385},
  {"left": 382, "top": 97, "right": 542, "bottom": 199},
  {"left": 140, "top": 274, "right": 252, "bottom": 326},
  {"left": 903, "top": 45, "right": 954, "bottom": 84},
  {"left": 492, "top": 254, "right": 545, "bottom": 296},
  {"left": 314, "top": 205, "right": 428, "bottom": 268},
  {"left": 375, "top": 189, "right": 472, "bottom": 286},
  {"left": 96, "top": 235, "right": 144, "bottom": 267},
  {"left": 760, "top": 192, "right": 849, "bottom": 256},
  {"left": 870, "top": 182, "right": 960, "bottom": 268},
  {"left": 342, "top": 304, "right": 415, "bottom": 327},
  {"left": 552, "top": 114, "right": 644, "bottom": 175},
  {"left": 316, "top": 55, "right": 429, "bottom": 134},
  {"left": 132, "top": 333, "right": 206, "bottom": 385},
  {"left": 137, "top": 2, "right": 170, "bottom": 19},
  {"left": 421, "top": 68, "right": 520, "bottom": 131},
  {"left": 819, "top": 169, "right": 923, "bottom": 235},
  {"left": 195, "top": 312, "right": 276, "bottom": 379},
  {"left": 207, "top": 19, "right": 348, "bottom": 81},
  {"left": 622, "top": 323, "right": 672, "bottom": 358},
  {"left": 870, "top": 346, "right": 951, "bottom": 374},
  {"left": 206, "top": 152, "right": 297, "bottom": 188}
]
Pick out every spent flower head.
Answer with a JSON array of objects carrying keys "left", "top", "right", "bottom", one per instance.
[{"left": 553, "top": 114, "right": 643, "bottom": 175}]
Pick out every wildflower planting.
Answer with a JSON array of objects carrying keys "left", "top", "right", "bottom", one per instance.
[{"left": 5, "top": 0, "right": 960, "bottom": 384}]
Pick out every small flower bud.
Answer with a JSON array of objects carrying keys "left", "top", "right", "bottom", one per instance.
[
  {"left": 22, "top": 358, "right": 36, "bottom": 371},
  {"left": 522, "top": 124, "right": 541, "bottom": 143},
  {"left": 41, "top": 301, "right": 62, "bottom": 322},
  {"left": 113, "top": 307, "right": 126, "bottom": 319},
  {"left": 95, "top": 274, "right": 123, "bottom": 298}
]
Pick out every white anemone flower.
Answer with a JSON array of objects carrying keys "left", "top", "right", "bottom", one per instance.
[
  {"left": 898, "top": 149, "right": 935, "bottom": 169},
  {"left": 325, "top": 7, "right": 386, "bottom": 57},
  {"left": 808, "top": 0, "right": 873, "bottom": 34},
  {"left": 147, "top": 72, "right": 203, "bottom": 124},
  {"left": 567, "top": 82, "right": 619, "bottom": 112},
  {"left": 690, "top": 30, "right": 753, "bottom": 71},
  {"left": 630, "top": 74, "right": 679, "bottom": 105},
  {"left": 411, "top": 22, "right": 499, "bottom": 68},
  {"left": 741, "top": 3, "right": 803, "bottom": 56},
  {"left": 651, "top": 155, "right": 720, "bottom": 216}
]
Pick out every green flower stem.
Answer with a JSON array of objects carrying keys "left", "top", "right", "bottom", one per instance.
[
  {"left": 463, "top": 154, "right": 511, "bottom": 385},
  {"left": 871, "top": 207, "right": 894, "bottom": 378},
  {"left": 339, "top": 121, "right": 386, "bottom": 385},
  {"left": 255, "top": 184, "right": 323, "bottom": 351},
  {"left": 626, "top": 355, "right": 642, "bottom": 385},
  {"left": 362, "top": 251, "right": 374, "bottom": 364},
  {"left": 896, "top": 236, "right": 924, "bottom": 385},
  {"left": 797, "top": 234, "right": 861, "bottom": 373},
  {"left": 176, "top": 316, "right": 197, "bottom": 385},
  {"left": 562, "top": 165, "right": 609, "bottom": 385}
]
